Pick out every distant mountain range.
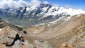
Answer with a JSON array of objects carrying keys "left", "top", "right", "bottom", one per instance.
[{"left": 0, "top": 2, "right": 85, "bottom": 26}]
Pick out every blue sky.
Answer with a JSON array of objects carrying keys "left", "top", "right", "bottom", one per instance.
[
  {"left": 25, "top": 0, "right": 85, "bottom": 10},
  {"left": 0, "top": 0, "right": 84, "bottom": 10},
  {"left": 47, "top": 0, "right": 84, "bottom": 9}
]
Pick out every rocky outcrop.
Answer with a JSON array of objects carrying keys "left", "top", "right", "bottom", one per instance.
[
  {"left": 60, "top": 42, "right": 76, "bottom": 48},
  {"left": 23, "top": 14, "right": 85, "bottom": 48},
  {"left": 0, "top": 19, "right": 52, "bottom": 48},
  {"left": 1, "top": 15, "right": 85, "bottom": 48},
  {"left": 33, "top": 40, "right": 52, "bottom": 48}
]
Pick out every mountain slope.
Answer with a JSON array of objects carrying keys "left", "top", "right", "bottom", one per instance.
[
  {"left": 23, "top": 14, "right": 85, "bottom": 48},
  {"left": 0, "top": 1, "right": 85, "bottom": 48}
]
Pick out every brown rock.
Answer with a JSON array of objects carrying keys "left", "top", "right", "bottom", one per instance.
[
  {"left": 0, "top": 44, "right": 6, "bottom": 48},
  {"left": 0, "top": 26, "right": 9, "bottom": 36},
  {"left": 60, "top": 42, "right": 75, "bottom": 48}
]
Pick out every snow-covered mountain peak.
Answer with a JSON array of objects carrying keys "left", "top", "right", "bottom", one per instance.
[{"left": 26, "top": 2, "right": 85, "bottom": 17}]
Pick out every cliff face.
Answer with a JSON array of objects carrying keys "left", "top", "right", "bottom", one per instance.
[{"left": 0, "top": 14, "right": 85, "bottom": 48}]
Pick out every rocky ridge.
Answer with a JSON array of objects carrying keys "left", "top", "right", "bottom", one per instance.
[{"left": 0, "top": 15, "right": 85, "bottom": 48}]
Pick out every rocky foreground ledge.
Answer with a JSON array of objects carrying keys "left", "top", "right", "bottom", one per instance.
[
  {"left": 0, "top": 18, "right": 52, "bottom": 48},
  {"left": 0, "top": 15, "right": 85, "bottom": 48}
]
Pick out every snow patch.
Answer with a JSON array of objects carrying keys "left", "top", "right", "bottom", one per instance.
[{"left": 0, "top": 28, "right": 2, "bottom": 31}]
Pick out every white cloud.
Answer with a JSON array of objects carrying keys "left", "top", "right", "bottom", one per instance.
[
  {"left": 0, "top": 0, "right": 28, "bottom": 9},
  {"left": 29, "top": 0, "right": 41, "bottom": 7},
  {"left": 0, "top": 0, "right": 44, "bottom": 9},
  {"left": 43, "top": 1, "right": 49, "bottom": 4}
]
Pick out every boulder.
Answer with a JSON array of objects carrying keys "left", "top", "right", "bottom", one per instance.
[{"left": 33, "top": 40, "right": 52, "bottom": 48}]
